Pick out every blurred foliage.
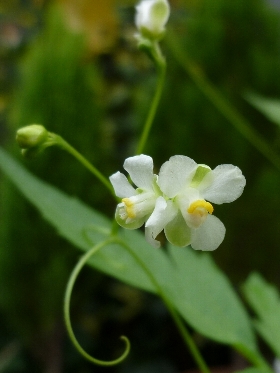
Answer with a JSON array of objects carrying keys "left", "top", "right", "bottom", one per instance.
[
  {"left": 245, "top": 92, "right": 280, "bottom": 128},
  {"left": 57, "top": 0, "right": 120, "bottom": 55},
  {"left": 1, "top": 0, "right": 280, "bottom": 371},
  {"left": 0, "top": 2, "right": 117, "bottom": 372}
]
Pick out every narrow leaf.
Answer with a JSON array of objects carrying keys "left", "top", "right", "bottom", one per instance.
[
  {"left": 243, "top": 272, "right": 280, "bottom": 358},
  {"left": 235, "top": 368, "right": 271, "bottom": 373},
  {"left": 168, "top": 245, "right": 258, "bottom": 354},
  {"left": 245, "top": 92, "right": 280, "bottom": 127}
]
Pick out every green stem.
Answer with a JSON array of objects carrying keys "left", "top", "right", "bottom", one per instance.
[
  {"left": 166, "top": 30, "right": 280, "bottom": 172},
  {"left": 165, "top": 306, "right": 210, "bottom": 373},
  {"left": 136, "top": 44, "right": 167, "bottom": 155},
  {"left": 65, "top": 230, "right": 209, "bottom": 372},
  {"left": 115, "top": 237, "right": 210, "bottom": 373},
  {"left": 64, "top": 238, "right": 130, "bottom": 366},
  {"left": 110, "top": 218, "right": 120, "bottom": 236},
  {"left": 51, "top": 133, "right": 116, "bottom": 198}
]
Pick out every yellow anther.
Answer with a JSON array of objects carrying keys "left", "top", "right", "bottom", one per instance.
[
  {"left": 122, "top": 198, "right": 136, "bottom": 218},
  {"left": 122, "top": 198, "right": 133, "bottom": 207},
  {"left": 187, "top": 200, "right": 214, "bottom": 215}
]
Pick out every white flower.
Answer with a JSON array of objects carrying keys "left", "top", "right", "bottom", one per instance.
[
  {"left": 110, "top": 154, "right": 246, "bottom": 251},
  {"left": 146, "top": 155, "right": 246, "bottom": 250},
  {"left": 135, "top": 0, "right": 170, "bottom": 41},
  {"left": 109, "top": 154, "right": 161, "bottom": 230}
]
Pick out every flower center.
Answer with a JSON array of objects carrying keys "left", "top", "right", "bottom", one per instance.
[
  {"left": 187, "top": 200, "right": 214, "bottom": 215},
  {"left": 186, "top": 199, "right": 214, "bottom": 228},
  {"left": 120, "top": 191, "right": 157, "bottom": 223},
  {"left": 122, "top": 198, "right": 136, "bottom": 219}
]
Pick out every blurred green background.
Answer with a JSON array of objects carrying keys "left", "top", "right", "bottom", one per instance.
[{"left": 1, "top": 0, "right": 280, "bottom": 371}]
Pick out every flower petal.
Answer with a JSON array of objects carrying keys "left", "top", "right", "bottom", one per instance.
[
  {"left": 191, "top": 215, "right": 226, "bottom": 251},
  {"left": 145, "top": 196, "right": 177, "bottom": 248},
  {"left": 176, "top": 187, "right": 201, "bottom": 229},
  {"left": 164, "top": 212, "right": 192, "bottom": 247},
  {"left": 201, "top": 164, "right": 246, "bottom": 204},
  {"left": 109, "top": 171, "right": 135, "bottom": 198},
  {"left": 158, "top": 155, "right": 197, "bottom": 198},
  {"left": 124, "top": 154, "right": 154, "bottom": 190},
  {"left": 136, "top": 0, "right": 170, "bottom": 35},
  {"left": 115, "top": 203, "right": 146, "bottom": 229}
]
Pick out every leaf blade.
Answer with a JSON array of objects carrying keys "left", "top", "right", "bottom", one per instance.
[
  {"left": 245, "top": 92, "right": 280, "bottom": 127},
  {"left": 243, "top": 272, "right": 280, "bottom": 358},
  {"left": 167, "top": 245, "right": 258, "bottom": 354},
  {"left": 0, "top": 147, "right": 260, "bottom": 360}
]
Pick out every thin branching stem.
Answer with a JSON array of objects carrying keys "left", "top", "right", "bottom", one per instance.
[
  {"left": 115, "top": 237, "right": 211, "bottom": 373},
  {"left": 52, "top": 134, "right": 117, "bottom": 199},
  {"left": 64, "top": 238, "right": 130, "bottom": 366}
]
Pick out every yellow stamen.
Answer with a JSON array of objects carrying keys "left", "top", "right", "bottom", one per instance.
[
  {"left": 122, "top": 198, "right": 133, "bottom": 207},
  {"left": 122, "top": 198, "right": 136, "bottom": 218},
  {"left": 187, "top": 200, "right": 214, "bottom": 215}
]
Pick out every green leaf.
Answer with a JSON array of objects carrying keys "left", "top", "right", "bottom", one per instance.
[
  {"left": 0, "top": 147, "right": 260, "bottom": 361},
  {"left": 0, "top": 147, "right": 172, "bottom": 294},
  {"left": 243, "top": 272, "right": 280, "bottom": 358},
  {"left": 168, "top": 245, "right": 258, "bottom": 353},
  {"left": 245, "top": 92, "right": 280, "bottom": 127}
]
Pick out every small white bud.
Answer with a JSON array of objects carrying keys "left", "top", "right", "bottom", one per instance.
[{"left": 135, "top": 0, "right": 170, "bottom": 41}]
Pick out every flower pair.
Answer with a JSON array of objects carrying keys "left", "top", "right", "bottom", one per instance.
[{"left": 110, "top": 155, "right": 246, "bottom": 251}]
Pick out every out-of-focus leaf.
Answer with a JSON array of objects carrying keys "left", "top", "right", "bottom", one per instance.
[
  {"left": 58, "top": 0, "right": 119, "bottom": 54},
  {"left": 235, "top": 368, "right": 271, "bottom": 373},
  {"left": 243, "top": 272, "right": 280, "bottom": 358},
  {"left": 245, "top": 92, "right": 280, "bottom": 127},
  {"left": 0, "top": 147, "right": 261, "bottom": 361}
]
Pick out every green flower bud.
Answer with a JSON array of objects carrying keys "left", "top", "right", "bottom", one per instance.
[{"left": 16, "top": 124, "right": 49, "bottom": 149}]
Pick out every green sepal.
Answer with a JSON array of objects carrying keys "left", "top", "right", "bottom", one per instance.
[
  {"left": 115, "top": 205, "right": 147, "bottom": 230},
  {"left": 165, "top": 212, "right": 191, "bottom": 247},
  {"left": 190, "top": 164, "right": 211, "bottom": 188}
]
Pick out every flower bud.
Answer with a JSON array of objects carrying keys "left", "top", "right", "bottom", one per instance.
[
  {"left": 135, "top": 0, "right": 170, "bottom": 41},
  {"left": 16, "top": 124, "right": 49, "bottom": 149}
]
